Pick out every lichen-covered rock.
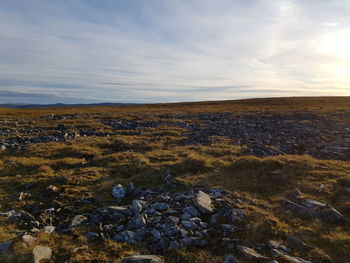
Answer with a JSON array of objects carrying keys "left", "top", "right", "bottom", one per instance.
[
  {"left": 33, "top": 246, "right": 52, "bottom": 263},
  {"left": 195, "top": 191, "right": 214, "bottom": 214}
]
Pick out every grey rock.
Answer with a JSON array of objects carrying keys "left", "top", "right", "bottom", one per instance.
[
  {"left": 223, "top": 254, "right": 239, "bottom": 263},
  {"left": 272, "top": 249, "right": 312, "bottom": 263},
  {"left": 181, "top": 220, "right": 197, "bottom": 230},
  {"left": 97, "top": 205, "right": 129, "bottom": 215},
  {"left": 128, "top": 214, "right": 146, "bottom": 229},
  {"left": 33, "top": 246, "right": 52, "bottom": 263},
  {"left": 22, "top": 234, "right": 37, "bottom": 247},
  {"left": 283, "top": 235, "right": 313, "bottom": 251},
  {"left": 230, "top": 209, "right": 244, "bottom": 223},
  {"left": 129, "top": 182, "right": 135, "bottom": 194},
  {"left": 164, "top": 226, "right": 180, "bottom": 236},
  {"left": 152, "top": 202, "right": 169, "bottom": 211},
  {"left": 183, "top": 206, "right": 200, "bottom": 217},
  {"left": 112, "top": 184, "right": 125, "bottom": 198},
  {"left": 132, "top": 200, "right": 143, "bottom": 215},
  {"left": 41, "top": 226, "right": 55, "bottom": 234},
  {"left": 122, "top": 255, "right": 163, "bottom": 263},
  {"left": 71, "top": 215, "right": 88, "bottom": 228},
  {"left": 150, "top": 229, "right": 161, "bottom": 241},
  {"left": 179, "top": 228, "right": 189, "bottom": 238},
  {"left": 135, "top": 227, "right": 148, "bottom": 242},
  {"left": 283, "top": 198, "right": 345, "bottom": 222},
  {"left": 237, "top": 245, "right": 268, "bottom": 260},
  {"left": 181, "top": 212, "right": 192, "bottom": 221},
  {"left": 164, "top": 170, "right": 177, "bottom": 186},
  {"left": 113, "top": 230, "right": 136, "bottom": 243},
  {"left": 0, "top": 210, "right": 16, "bottom": 217},
  {"left": 221, "top": 224, "right": 236, "bottom": 232},
  {"left": 170, "top": 240, "right": 181, "bottom": 250},
  {"left": 194, "top": 191, "right": 214, "bottom": 214},
  {"left": 180, "top": 237, "right": 208, "bottom": 247},
  {"left": 19, "top": 192, "right": 31, "bottom": 201},
  {"left": 164, "top": 216, "right": 179, "bottom": 227},
  {"left": 267, "top": 240, "right": 290, "bottom": 254},
  {"left": 320, "top": 205, "right": 346, "bottom": 222},
  {"left": 85, "top": 232, "right": 100, "bottom": 240},
  {"left": 199, "top": 221, "right": 208, "bottom": 229},
  {"left": 189, "top": 217, "right": 201, "bottom": 224},
  {"left": 210, "top": 213, "right": 219, "bottom": 225},
  {"left": 0, "top": 240, "right": 12, "bottom": 254}
]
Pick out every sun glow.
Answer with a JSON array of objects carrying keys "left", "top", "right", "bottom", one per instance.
[
  {"left": 319, "top": 29, "right": 350, "bottom": 60},
  {"left": 317, "top": 29, "right": 350, "bottom": 91}
]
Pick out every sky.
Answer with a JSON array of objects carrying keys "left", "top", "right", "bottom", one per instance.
[{"left": 0, "top": 0, "right": 350, "bottom": 104}]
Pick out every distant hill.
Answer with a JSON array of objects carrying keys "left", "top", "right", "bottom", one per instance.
[{"left": 0, "top": 102, "right": 136, "bottom": 108}]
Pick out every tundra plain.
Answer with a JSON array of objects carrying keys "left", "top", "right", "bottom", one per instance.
[{"left": 0, "top": 97, "right": 349, "bottom": 263}]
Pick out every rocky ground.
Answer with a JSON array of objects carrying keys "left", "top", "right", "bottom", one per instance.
[{"left": 0, "top": 97, "right": 349, "bottom": 262}]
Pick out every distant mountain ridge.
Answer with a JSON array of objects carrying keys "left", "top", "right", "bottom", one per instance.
[{"left": 0, "top": 102, "right": 136, "bottom": 108}]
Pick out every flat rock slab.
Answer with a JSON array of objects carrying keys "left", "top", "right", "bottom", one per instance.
[
  {"left": 121, "top": 255, "right": 163, "bottom": 263},
  {"left": 33, "top": 245, "right": 52, "bottom": 263},
  {"left": 237, "top": 245, "right": 269, "bottom": 261},
  {"left": 283, "top": 198, "right": 345, "bottom": 222},
  {"left": 195, "top": 191, "right": 214, "bottom": 214}
]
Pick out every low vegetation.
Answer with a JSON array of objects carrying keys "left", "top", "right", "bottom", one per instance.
[{"left": 0, "top": 97, "right": 349, "bottom": 262}]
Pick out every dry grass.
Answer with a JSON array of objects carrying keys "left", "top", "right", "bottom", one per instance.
[{"left": 0, "top": 97, "right": 350, "bottom": 262}]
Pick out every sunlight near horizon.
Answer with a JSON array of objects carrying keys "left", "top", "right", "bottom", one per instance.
[{"left": 317, "top": 29, "right": 350, "bottom": 92}]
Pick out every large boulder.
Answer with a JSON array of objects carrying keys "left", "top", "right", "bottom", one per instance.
[
  {"left": 194, "top": 191, "right": 214, "bottom": 214},
  {"left": 283, "top": 198, "right": 345, "bottom": 223}
]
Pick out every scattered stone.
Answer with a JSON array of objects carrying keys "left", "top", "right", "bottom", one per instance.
[
  {"left": 287, "top": 189, "right": 303, "bottom": 200},
  {"left": 0, "top": 240, "right": 12, "bottom": 254},
  {"left": 129, "top": 182, "right": 135, "bottom": 194},
  {"left": 150, "top": 229, "right": 161, "bottom": 241},
  {"left": 164, "top": 170, "right": 177, "bottom": 186},
  {"left": 194, "top": 191, "right": 214, "bottom": 214},
  {"left": 19, "top": 192, "right": 31, "bottom": 201},
  {"left": 41, "top": 225, "right": 55, "bottom": 234},
  {"left": 283, "top": 198, "right": 345, "bottom": 222},
  {"left": 180, "top": 237, "right": 208, "bottom": 247},
  {"left": 33, "top": 245, "right": 52, "bottom": 263},
  {"left": 237, "top": 245, "right": 269, "bottom": 261},
  {"left": 128, "top": 214, "right": 146, "bottom": 229},
  {"left": 132, "top": 200, "right": 143, "bottom": 215},
  {"left": 112, "top": 184, "right": 125, "bottom": 199},
  {"left": 223, "top": 254, "right": 239, "bottom": 263},
  {"left": 70, "top": 215, "right": 88, "bottom": 228},
  {"left": 86, "top": 232, "right": 100, "bottom": 241},
  {"left": 121, "top": 255, "right": 163, "bottom": 263},
  {"left": 284, "top": 235, "right": 313, "bottom": 251},
  {"left": 22, "top": 234, "right": 38, "bottom": 247},
  {"left": 182, "top": 220, "right": 197, "bottom": 230},
  {"left": 113, "top": 230, "right": 136, "bottom": 243}
]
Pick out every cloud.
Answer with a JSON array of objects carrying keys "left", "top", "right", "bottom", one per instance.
[{"left": 0, "top": 0, "right": 349, "bottom": 104}]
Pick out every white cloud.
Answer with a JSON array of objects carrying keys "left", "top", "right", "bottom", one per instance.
[{"left": 0, "top": 0, "right": 349, "bottom": 104}]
